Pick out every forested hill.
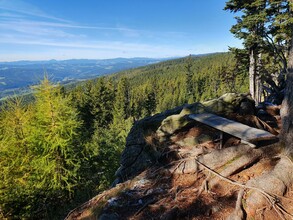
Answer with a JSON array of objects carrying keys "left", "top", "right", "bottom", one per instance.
[
  {"left": 0, "top": 52, "right": 249, "bottom": 219},
  {"left": 108, "top": 52, "right": 249, "bottom": 115}
]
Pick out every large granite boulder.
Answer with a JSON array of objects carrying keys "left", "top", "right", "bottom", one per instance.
[
  {"left": 202, "top": 93, "right": 255, "bottom": 114},
  {"left": 156, "top": 93, "right": 254, "bottom": 141},
  {"left": 115, "top": 93, "right": 255, "bottom": 184}
]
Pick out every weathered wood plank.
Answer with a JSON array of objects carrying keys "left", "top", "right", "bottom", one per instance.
[{"left": 189, "top": 113, "right": 278, "bottom": 145}]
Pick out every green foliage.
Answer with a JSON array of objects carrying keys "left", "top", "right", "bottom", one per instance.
[
  {"left": 113, "top": 77, "right": 130, "bottom": 122},
  {"left": 70, "top": 81, "right": 95, "bottom": 135},
  {"left": 225, "top": 0, "right": 293, "bottom": 102},
  {"left": 90, "top": 78, "right": 115, "bottom": 128},
  {"left": 0, "top": 77, "right": 83, "bottom": 219},
  {"left": 85, "top": 122, "right": 131, "bottom": 191},
  {"left": 113, "top": 53, "right": 248, "bottom": 116},
  {"left": 0, "top": 53, "right": 248, "bottom": 219},
  {"left": 185, "top": 55, "right": 194, "bottom": 103},
  {"left": 0, "top": 98, "right": 36, "bottom": 218},
  {"left": 32, "top": 77, "right": 81, "bottom": 192}
]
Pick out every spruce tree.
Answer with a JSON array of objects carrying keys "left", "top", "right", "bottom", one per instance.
[
  {"left": 185, "top": 55, "right": 194, "bottom": 103},
  {"left": 90, "top": 78, "right": 115, "bottom": 128},
  {"left": 113, "top": 77, "right": 130, "bottom": 123},
  {"left": 225, "top": 0, "right": 293, "bottom": 103},
  {"left": 280, "top": 0, "right": 293, "bottom": 149},
  {"left": 225, "top": 0, "right": 267, "bottom": 103},
  {"left": 72, "top": 81, "right": 96, "bottom": 136}
]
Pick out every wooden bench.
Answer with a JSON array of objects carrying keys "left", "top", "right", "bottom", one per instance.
[{"left": 188, "top": 113, "right": 279, "bottom": 148}]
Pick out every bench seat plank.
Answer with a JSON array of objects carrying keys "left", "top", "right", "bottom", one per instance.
[{"left": 189, "top": 113, "right": 278, "bottom": 144}]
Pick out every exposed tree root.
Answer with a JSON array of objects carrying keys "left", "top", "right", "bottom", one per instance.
[
  {"left": 226, "top": 189, "right": 245, "bottom": 220},
  {"left": 245, "top": 155, "right": 293, "bottom": 219},
  {"left": 66, "top": 143, "right": 292, "bottom": 220},
  {"left": 194, "top": 157, "right": 293, "bottom": 220},
  {"left": 154, "top": 142, "right": 293, "bottom": 220},
  {"left": 197, "top": 172, "right": 212, "bottom": 195},
  {"left": 208, "top": 150, "right": 261, "bottom": 189},
  {"left": 169, "top": 144, "right": 255, "bottom": 174}
]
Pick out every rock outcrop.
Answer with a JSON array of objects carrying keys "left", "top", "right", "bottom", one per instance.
[
  {"left": 66, "top": 93, "right": 293, "bottom": 220},
  {"left": 115, "top": 93, "right": 255, "bottom": 183}
]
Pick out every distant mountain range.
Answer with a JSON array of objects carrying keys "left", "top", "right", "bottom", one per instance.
[{"left": 0, "top": 57, "right": 168, "bottom": 99}]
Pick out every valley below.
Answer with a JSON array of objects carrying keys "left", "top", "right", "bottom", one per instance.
[{"left": 0, "top": 57, "right": 165, "bottom": 99}]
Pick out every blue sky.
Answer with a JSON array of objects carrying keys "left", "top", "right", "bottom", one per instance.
[{"left": 0, "top": 0, "right": 242, "bottom": 61}]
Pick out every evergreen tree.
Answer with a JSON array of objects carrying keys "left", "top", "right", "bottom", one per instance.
[
  {"left": 144, "top": 91, "right": 156, "bottom": 116},
  {"left": 225, "top": 0, "right": 267, "bottom": 103},
  {"left": 225, "top": 0, "right": 293, "bottom": 104},
  {"left": 185, "top": 55, "right": 194, "bottom": 103},
  {"left": 280, "top": 0, "right": 293, "bottom": 148},
  {"left": 113, "top": 77, "right": 130, "bottom": 123},
  {"left": 90, "top": 78, "right": 115, "bottom": 128},
  {"left": 73, "top": 81, "right": 96, "bottom": 136}
]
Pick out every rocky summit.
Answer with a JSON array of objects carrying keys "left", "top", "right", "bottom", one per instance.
[{"left": 66, "top": 93, "right": 293, "bottom": 220}]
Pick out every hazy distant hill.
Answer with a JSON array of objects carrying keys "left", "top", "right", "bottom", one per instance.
[{"left": 0, "top": 57, "right": 167, "bottom": 98}]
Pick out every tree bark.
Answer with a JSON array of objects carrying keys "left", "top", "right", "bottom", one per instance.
[
  {"left": 256, "top": 53, "right": 262, "bottom": 104},
  {"left": 249, "top": 48, "right": 257, "bottom": 102},
  {"left": 280, "top": 27, "right": 293, "bottom": 148}
]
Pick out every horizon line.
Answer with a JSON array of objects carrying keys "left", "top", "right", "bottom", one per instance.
[{"left": 0, "top": 52, "right": 226, "bottom": 63}]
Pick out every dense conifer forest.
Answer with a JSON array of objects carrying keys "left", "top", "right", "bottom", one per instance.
[{"left": 0, "top": 52, "right": 249, "bottom": 219}]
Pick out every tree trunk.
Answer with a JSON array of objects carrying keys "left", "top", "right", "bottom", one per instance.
[
  {"left": 249, "top": 48, "right": 257, "bottom": 104},
  {"left": 256, "top": 53, "right": 262, "bottom": 105},
  {"left": 280, "top": 29, "right": 293, "bottom": 148}
]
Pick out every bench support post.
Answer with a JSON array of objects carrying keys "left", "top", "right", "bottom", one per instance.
[{"left": 219, "top": 131, "right": 223, "bottom": 149}]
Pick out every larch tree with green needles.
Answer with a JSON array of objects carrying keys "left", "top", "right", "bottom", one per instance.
[
  {"left": 0, "top": 98, "right": 35, "bottom": 218},
  {"left": 31, "top": 77, "right": 82, "bottom": 193}
]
